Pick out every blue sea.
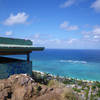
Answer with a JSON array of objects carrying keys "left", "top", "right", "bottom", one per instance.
[
  {"left": 6, "top": 49, "right": 100, "bottom": 81},
  {"left": 31, "top": 49, "right": 100, "bottom": 81}
]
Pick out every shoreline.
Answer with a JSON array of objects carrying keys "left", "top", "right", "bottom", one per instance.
[{"left": 32, "top": 70, "right": 99, "bottom": 83}]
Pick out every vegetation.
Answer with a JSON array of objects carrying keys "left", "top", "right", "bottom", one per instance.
[
  {"left": 92, "top": 85, "right": 96, "bottom": 90},
  {"left": 32, "top": 71, "right": 50, "bottom": 85},
  {"left": 32, "top": 71, "right": 100, "bottom": 100},
  {"left": 48, "top": 80, "right": 60, "bottom": 87},
  {"left": 73, "top": 88, "right": 81, "bottom": 92},
  {"left": 85, "top": 89, "right": 89, "bottom": 100},
  {"left": 61, "top": 88, "right": 77, "bottom": 100},
  {"left": 90, "top": 92, "right": 94, "bottom": 100},
  {"left": 97, "top": 89, "right": 100, "bottom": 97}
]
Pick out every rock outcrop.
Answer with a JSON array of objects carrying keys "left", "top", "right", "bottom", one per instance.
[{"left": 0, "top": 74, "right": 79, "bottom": 100}]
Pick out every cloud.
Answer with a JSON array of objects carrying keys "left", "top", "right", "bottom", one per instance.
[
  {"left": 5, "top": 30, "right": 13, "bottom": 35},
  {"left": 81, "top": 31, "right": 91, "bottom": 35},
  {"left": 67, "top": 38, "right": 77, "bottom": 44},
  {"left": 30, "top": 28, "right": 100, "bottom": 49},
  {"left": 60, "top": 0, "right": 75, "bottom": 8},
  {"left": 31, "top": 34, "right": 100, "bottom": 49},
  {"left": 81, "top": 26, "right": 100, "bottom": 43},
  {"left": 31, "top": 33, "right": 80, "bottom": 48},
  {"left": 82, "top": 27, "right": 100, "bottom": 35},
  {"left": 93, "top": 35, "right": 100, "bottom": 39},
  {"left": 32, "top": 39, "right": 62, "bottom": 47},
  {"left": 60, "top": 21, "right": 79, "bottom": 31},
  {"left": 83, "top": 35, "right": 90, "bottom": 39},
  {"left": 91, "top": 0, "right": 100, "bottom": 12},
  {"left": 93, "top": 27, "right": 100, "bottom": 34},
  {"left": 4, "top": 12, "right": 29, "bottom": 25},
  {"left": 33, "top": 34, "right": 40, "bottom": 39}
]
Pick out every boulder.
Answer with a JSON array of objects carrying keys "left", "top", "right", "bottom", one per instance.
[{"left": 0, "top": 74, "right": 79, "bottom": 100}]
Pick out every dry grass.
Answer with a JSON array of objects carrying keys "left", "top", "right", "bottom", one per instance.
[
  {"left": 61, "top": 88, "right": 80, "bottom": 100},
  {"left": 47, "top": 80, "right": 81, "bottom": 100},
  {"left": 48, "top": 80, "right": 65, "bottom": 88}
]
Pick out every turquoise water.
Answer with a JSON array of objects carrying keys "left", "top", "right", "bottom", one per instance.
[
  {"left": 32, "top": 60, "right": 100, "bottom": 81},
  {"left": 31, "top": 49, "right": 100, "bottom": 81},
  {"left": 5, "top": 49, "right": 100, "bottom": 81}
]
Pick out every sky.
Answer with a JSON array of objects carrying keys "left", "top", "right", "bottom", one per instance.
[{"left": 0, "top": 0, "right": 100, "bottom": 49}]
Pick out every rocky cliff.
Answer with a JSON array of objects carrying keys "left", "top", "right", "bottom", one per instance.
[{"left": 0, "top": 74, "right": 80, "bottom": 100}]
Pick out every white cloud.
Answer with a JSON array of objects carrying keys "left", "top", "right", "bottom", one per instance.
[
  {"left": 82, "top": 27, "right": 100, "bottom": 35},
  {"left": 81, "top": 31, "right": 91, "bottom": 34},
  {"left": 93, "top": 35, "right": 100, "bottom": 39},
  {"left": 33, "top": 34, "right": 40, "bottom": 39},
  {"left": 91, "top": 0, "right": 100, "bottom": 12},
  {"left": 67, "top": 38, "right": 77, "bottom": 44},
  {"left": 30, "top": 28, "right": 100, "bottom": 49},
  {"left": 83, "top": 35, "right": 90, "bottom": 38},
  {"left": 60, "top": 21, "right": 79, "bottom": 31},
  {"left": 49, "top": 39, "right": 61, "bottom": 44},
  {"left": 81, "top": 26, "right": 100, "bottom": 43},
  {"left": 4, "top": 12, "right": 29, "bottom": 25},
  {"left": 60, "top": 0, "right": 75, "bottom": 8},
  {"left": 5, "top": 31, "right": 13, "bottom": 35},
  {"left": 93, "top": 27, "right": 100, "bottom": 34},
  {"left": 32, "top": 39, "right": 45, "bottom": 45},
  {"left": 31, "top": 35, "right": 100, "bottom": 49}
]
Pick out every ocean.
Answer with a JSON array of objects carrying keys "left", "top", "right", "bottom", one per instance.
[
  {"left": 6, "top": 49, "right": 100, "bottom": 81},
  {"left": 31, "top": 49, "right": 100, "bottom": 81}
]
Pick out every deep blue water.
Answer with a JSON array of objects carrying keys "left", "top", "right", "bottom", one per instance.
[
  {"left": 5, "top": 49, "right": 100, "bottom": 81},
  {"left": 31, "top": 49, "right": 100, "bottom": 81}
]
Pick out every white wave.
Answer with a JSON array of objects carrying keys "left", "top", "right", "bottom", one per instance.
[{"left": 60, "top": 60, "right": 87, "bottom": 64}]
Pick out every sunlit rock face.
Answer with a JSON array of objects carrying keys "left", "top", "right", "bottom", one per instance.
[
  {"left": 0, "top": 74, "right": 79, "bottom": 100},
  {"left": 0, "top": 74, "right": 37, "bottom": 100}
]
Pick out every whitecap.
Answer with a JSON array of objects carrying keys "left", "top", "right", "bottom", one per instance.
[{"left": 60, "top": 60, "right": 87, "bottom": 64}]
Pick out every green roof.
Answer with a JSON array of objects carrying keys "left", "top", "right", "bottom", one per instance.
[
  {"left": 0, "top": 37, "right": 44, "bottom": 55},
  {"left": 0, "top": 37, "right": 32, "bottom": 45}
]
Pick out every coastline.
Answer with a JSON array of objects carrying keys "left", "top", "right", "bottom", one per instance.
[{"left": 32, "top": 70, "right": 98, "bottom": 83}]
